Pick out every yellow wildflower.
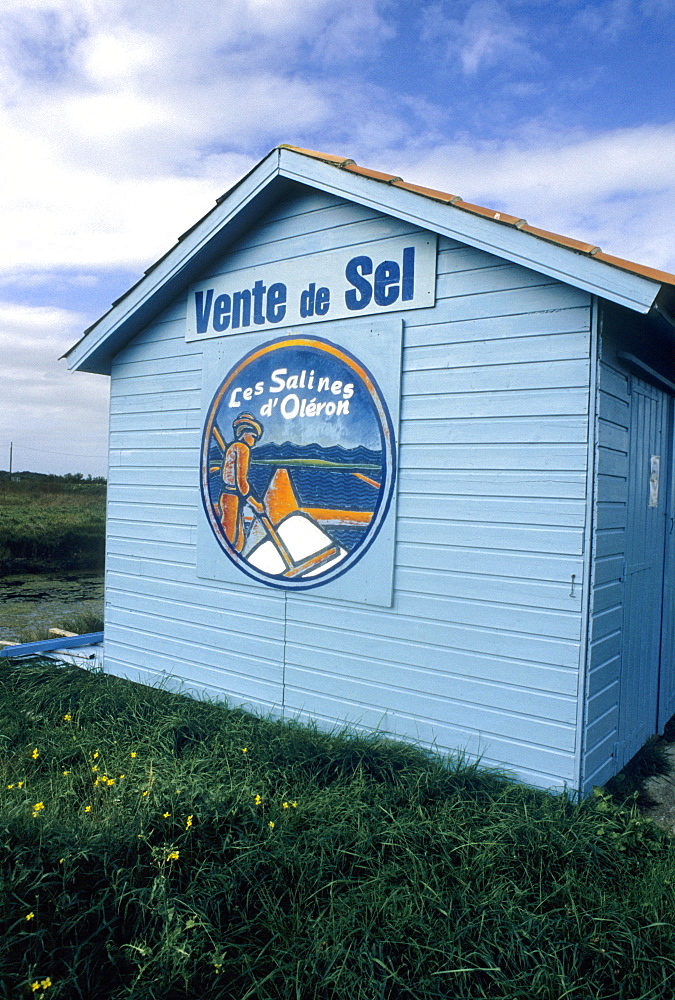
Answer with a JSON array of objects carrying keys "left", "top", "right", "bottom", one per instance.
[
  {"left": 118, "top": 774, "right": 126, "bottom": 780},
  {"left": 141, "top": 790, "right": 149, "bottom": 797},
  {"left": 185, "top": 814, "right": 193, "bottom": 829},
  {"left": 254, "top": 794, "right": 262, "bottom": 805},
  {"left": 93, "top": 752, "right": 99, "bottom": 759},
  {"left": 106, "top": 778, "right": 115, "bottom": 786},
  {"left": 291, "top": 801, "right": 297, "bottom": 808},
  {"left": 7, "top": 784, "right": 13, "bottom": 789},
  {"left": 62, "top": 771, "right": 70, "bottom": 777},
  {"left": 167, "top": 850, "right": 180, "bottom": 861},
  {"left": 41, "top": 978, "right": 52, "bottom": 989},
  {"left": 84, "top": 805, "right": 92, "bottom": 813},
  {"left": 130, "top": 752, "right": 137, "bottom": 758},
  {"left": 282, "top": 801, "right": 289, "bottom": 809},
  {"left": 31, "top": 983, "right": 40, "bottom": 993},
  {"left": 25, "top": 911, "right": 35, "bottom": 921},
  {"left": 163, "top": 812, "right": 171, "bottom": 818},
  {"left": 32, "top": 802, "right": 45, "bottom": 813},
  {"left": 17, "top": 781, "right": 24, "bottom": 788},
  {"left": 63, "top": 713, "right": 72, "bottom": 721},
  {"left": 31, "top": 749, "right": 39, "bottom": 760},
  {"left": 91, "top": 766, "right": 98, "bottom": 772},
  {"left": 268, "top": 821, "right": 275, "bottom": 829},
  {"left": 241, "top": 747, "right": 248, "bottom": 753},
  {"left": 59, "top": 859, "right": 64, "bottom": 864}
]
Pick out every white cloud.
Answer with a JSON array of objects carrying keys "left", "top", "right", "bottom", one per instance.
[
  {"left": 0, "top": 302, "right": 109, "bottom": 476},
  {"left": 420, "top": 0, "right": 540, "bottom": 76}
]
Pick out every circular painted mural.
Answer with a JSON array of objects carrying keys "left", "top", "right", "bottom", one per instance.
[{"left": 200, "top": 335, "right": 396, "bottom": 589}]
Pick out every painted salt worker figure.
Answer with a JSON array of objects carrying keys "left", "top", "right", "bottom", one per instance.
[{"left": 220, "top": 413, "right": 265, "bottom": 551}]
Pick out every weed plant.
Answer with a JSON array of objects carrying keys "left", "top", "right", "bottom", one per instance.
[{"left": 1, "top": 661, "right": 675, "bottom": 999}]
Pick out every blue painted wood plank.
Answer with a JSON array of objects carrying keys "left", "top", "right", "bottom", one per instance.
[
  {"left": 283, "top": 663, "right": 576, "bottom": 752},
  {"left": 401, "top": 415, "right": 589, "bottom": 446},
  {"left": 109, "top": 591, "right": 284, "bottom": 641},
  {"left": 402, "top": 359, "right": 591, "bottom": 396},
  {"left": 112, "top": 354, "right": 203, "bottom": 378},
  {"left": 398, "top": 469, "right": 587, "bottom": 499},
  {"left": 284, "top": 694, "right": 576, "bottom": 788},
  {"left": 410, "top": 282, "right": 590, "bottom": 326},
  {"left": 204, "top": 214, "right": 422, "bottom": 279},
  {"left": 595, "top": 503, "right": 626, "bottom": 533},
  {"left": 436, "top": 265, "right": 558, "bottom": 301},
  {"left": 104, "top": 650, "right": 282, "bottom": 712},
  {"left": 284, "top": 621, "right": 577, "bottom": 703},
  {"left": 111, "top": 371, "right": 200, "bottom": 394},
  {"left": 398, "top": 442, "right": 588, "bottom": 472},
  {"left": 402, "top": 388, "right": 589, "bottom": 422},
  {"left": 397, "top": 495, "right": 586, "bottom": 528},
  {"left": 594, "top": 529, "right": 625, "bottom": 558},
  {"left": 0, "top": 633, "right": 104, "bottom": 658},
  {"left": 106, "top": 606, "right": 282, "bottom": 663},
  {"left": 397, "top": 541, "right": 581, "bottom": 583},
  {"left": 398, "top": 518, "right": 584, "bottom": 555},
  {"left": 584, "top": 702, "right": 619, "bottom": 752},
  {"left": 108, "top": 448, "right": 197, "bottom": 469},
  {"left": 394, "top": 566, "right": 582, "bottom": 614},
  {"left": 593, "top": 554, "right": 624, "bottom": 586},
  {"left": 405, "top": 333, "right": 590, "bottom": 374},
  {"left": 107, "top": 485, "right": 195, "bottom": 507},
  {"left": 107, "top": 467, "right": 197, "bottom": 488},
  {"left": 392, "top": 578, "right": 582, "bottom": 639},
  {"left": 111, "top": 410, "right": 200, "bottom": 433},
  {"left": 289, "top": 597, "right": 579, "bottom": 669},
  {"left": 110, "top": 389, "right": 199, "bottom": 414},
  {"left": 106, "top": 566, "right": 284, "bottom": 617},
  {"left": 105, "top": 624, "right": 282, "bottom": 682},
  {"left": 405, "top": 306, "right": 590, "bottom": 350}
]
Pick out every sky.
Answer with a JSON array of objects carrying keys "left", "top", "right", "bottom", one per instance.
[{"left": 1, "top": 0, "right": 674, "bottom": 477}]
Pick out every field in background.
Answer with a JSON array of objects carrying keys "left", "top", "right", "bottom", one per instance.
[
  {"left": 0, "top": 473, "right": 106, "bottom": 575},
  {"left": 1, "top": 661, "right": 675, "bottom": 1000}
]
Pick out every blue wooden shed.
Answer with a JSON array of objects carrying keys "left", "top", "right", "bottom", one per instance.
[{"left": 65, "top": 144, "right": 675, "bottom": 796}]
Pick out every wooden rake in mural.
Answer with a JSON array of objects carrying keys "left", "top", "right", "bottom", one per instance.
[{"left": 210, "top": 425, "right": 346, "bottom": 579}]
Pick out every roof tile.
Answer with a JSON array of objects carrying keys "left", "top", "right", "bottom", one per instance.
[
  {"left": 281, "top": 144, "right": 675, "bottom": 290},
  {"left": 278, "top": 144, "right": 354, "bottom": 167},
  {"left": 592, "top": 253, "right": 675, "bottom": 287},
  {"left": 390, "top": 179, "right": 461, "bottom": 203},
  {"left": 342, "top": 164, "right": 402, "bottom": 183},
  {"left": 518, "top": 225, "right": 601, "bottom": 255},
  {"left": 453, "top": 201, "right": 524, "bottom": 226}
]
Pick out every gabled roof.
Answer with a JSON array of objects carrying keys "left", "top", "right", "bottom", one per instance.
[{"left": 66, "top": 144, "right": 675, "bottom": 375}]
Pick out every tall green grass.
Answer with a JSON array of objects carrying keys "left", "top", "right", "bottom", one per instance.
[
  {"left": 1, "top": 660, "right": 674, "bottom": 999},
  {"left": 0, "top": 479, "right": 105, "bottom": 574}
]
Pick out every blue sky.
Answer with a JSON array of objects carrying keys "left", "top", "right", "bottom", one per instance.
[{"left": 1, "top": 0, "right": 674, "bottom": 476}]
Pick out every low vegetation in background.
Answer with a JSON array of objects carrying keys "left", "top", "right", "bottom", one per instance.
[
  {"left": 1, "top": 662, "right": 675, "bottom": 999},
  {"left": 0, "top": 473, "right": 106, "bottom": 575},
  {"left": 5, "top": 612, "right": 106, "bottom": 646}
]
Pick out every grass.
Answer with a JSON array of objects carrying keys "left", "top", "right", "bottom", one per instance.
[
  {"left": 1, "top": 662, "right": 675, "bottom": 999},
  {"left": 6, "top": 612, "right": 106, "bottom": 646},
  {"left": 0, "top": 476, "right": 106, "bottom": 574}
]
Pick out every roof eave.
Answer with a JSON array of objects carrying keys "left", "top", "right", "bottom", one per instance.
[
  {"left": 277, "top": 147, "right": 664, "bottom": 316},
  {"left": 67, "top": 144, "right": 670, "bottom": 375}
]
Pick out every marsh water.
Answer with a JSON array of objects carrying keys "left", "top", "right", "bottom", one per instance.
[{"left": 0, "top": 573, "right": 104, "bottom": 641}]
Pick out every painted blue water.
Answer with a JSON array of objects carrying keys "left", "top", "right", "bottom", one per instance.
[{"left": 205, "top": 441, "right": 385, "bottom": 555}]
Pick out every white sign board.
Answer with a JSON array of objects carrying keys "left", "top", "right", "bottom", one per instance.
[{"left": 185, "top": 234, "right": 436, "bottom": 341}]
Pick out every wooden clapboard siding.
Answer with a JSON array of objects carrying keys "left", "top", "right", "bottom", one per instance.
[
  {"left": 103, "top": 186, "right": 592, "bottom": 792},
  {"left": 581, "top": 330, "right": 630, "bottom": 792}
]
